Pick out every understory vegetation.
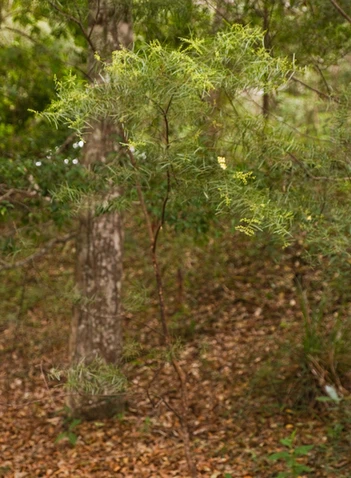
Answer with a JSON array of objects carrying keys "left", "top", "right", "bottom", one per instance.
[{"left": 2, "top": 228, "right": 351, "bottom": 476}]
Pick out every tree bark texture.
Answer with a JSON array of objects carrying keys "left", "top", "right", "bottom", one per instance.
[{"left": 69, "top": 0, "right": 132, "bottom": 419}]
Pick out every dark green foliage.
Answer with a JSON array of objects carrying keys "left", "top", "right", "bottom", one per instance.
[
  {"left": 269, "top": 431, "right": 313, "bottom": 477},
  {"left": 133, "top": 0, "right": 212, "bottom": 46},
  {"left": 0, "top": 0, "right": 86, "bottom": 245},
  {"left": 55, "top": 415, "right": 81, "bottom": 446}
]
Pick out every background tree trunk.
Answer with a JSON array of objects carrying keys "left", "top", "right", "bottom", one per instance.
[
  {"left": 69, "top": 0, "right": 133, "bottom": 419},
  {"left": 262, "top": 0, "right": 272, "bottom": 118}
]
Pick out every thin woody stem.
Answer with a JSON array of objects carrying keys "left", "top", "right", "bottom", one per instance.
[
  {"left": 121, "top": 113, "right": 197, "bottom": 476},
  {"left": 124, "top": 142, "right": 170, "bottom": 340},
  {"left": 291, "top": 76, "right": 338, "bottom": 102},
  {"left": 328, "top": 0, "right": 351, "bottom": 24},
  {"left": 47, "top": 0, "right": 96, "bottom": 52}
]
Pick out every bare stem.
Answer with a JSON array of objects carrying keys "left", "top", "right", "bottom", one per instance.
[
  {"left": 47, "top": 0, "right": 96, "bottom": 52},
  {"left": 328, "top": 0, "right": 351, "bottom": 24},
  {"left": 120, "top": 111, "right": 197, "bottom": 476},
  {"left": 291, "top": 76, "right": 338, "bottom": 102}
]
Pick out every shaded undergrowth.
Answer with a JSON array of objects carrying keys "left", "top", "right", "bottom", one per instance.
[{"left": 1, "top": 228, "right": 351, "bottom": 476}]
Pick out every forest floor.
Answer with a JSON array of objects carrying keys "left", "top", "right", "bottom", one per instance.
[{"left": 1, "top": 233, "right": 351, "bottom": 477}]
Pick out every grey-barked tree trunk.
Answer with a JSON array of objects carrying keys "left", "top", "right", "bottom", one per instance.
[{"left": 69, "top": 0, "right": 133, "bottom": 419}]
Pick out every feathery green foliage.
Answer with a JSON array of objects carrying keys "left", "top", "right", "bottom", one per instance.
[
  {"left": 65, "top": 357, "right": 127, "bottom": 396},
  {"left": 41, "top": 25, "right": 295, "bottom": 243}
]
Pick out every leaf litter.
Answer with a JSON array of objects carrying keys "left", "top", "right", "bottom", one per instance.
[{"left": 0, "top": 235, "right": 349, "bottom": 477}]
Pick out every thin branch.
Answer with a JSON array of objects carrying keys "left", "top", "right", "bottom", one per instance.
[
  {"left": 203, "top": 0, "right": 231, "bottom": 24},
  {"left": 5, "top": 26, "right": 40, "bottom": 44},
  {"left": 314, "top": 64, "right": 332, "bottom": 95},
  {"left": 152, "top": 170, "right": 170, "bottom": 254},
  {"left": 291, "top": 75, "right": 339, "bottom": 102},
  {"left": 0, "top": 189, "right": 15, "bottom": 202},
  {"left": 160, "top": 396, "right": 183, "bottom": 422},
  {"left": 328, "top": 0, "right": 351, "bottom": 24},
  {"left": 121, "top": 128, "right": 197, "bottom": 476},
  {"left": 4, "top": 27, "right": 91, "bottom": 80},
  {"left": 125, "top": 147, "right": 169, "bottom": 339},
  {"left": 288, "top": 152, "right": 351, "bottom": 181},
  {"left": 128, "top": 316, "right": 165, "bottom": 338},
  {"left": 47, "top": 0, "right": 96, "bottom": 52},
  {"left": 242, "top": 93, "right": 336, "bottom": 144},
  {"left": 0, "top": 188, "right": 38, "bottom": 203},
  {"left": 73, "top": 2, "right": 84, "bottom": 24},
  {"left": 88, "top": 0, "right": 101, "bottom": 40},
  {"left": 145, "top": 363, "right": 166, "bottom": 407},
  {"left": 164, "top": 95, "right": 174, "bottom": 117},
  {"left": 0, "top": 232, "right": 76, "bottom": 272},
  {"left": 152, "top": 96, "right": 173, "bottom": 252}
]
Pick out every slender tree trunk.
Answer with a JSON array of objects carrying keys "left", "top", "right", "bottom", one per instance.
[
  {"left": 69, "top": 0, "right": 133, "bottom": 419},
  {"left": 263, "top": 0, "right": 272, "bottom": 118}
]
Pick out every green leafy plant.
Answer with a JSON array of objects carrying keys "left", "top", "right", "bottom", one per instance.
[
  {"left": 317, "top": 390, "right": 351, "bottom": 455},
  {"left": 141, "top": 416, "right": 152, "bottom": 434},
  {"left": 0, "top": 466, "right": 11, "bottom": 477},
  {"left": 55, "top": 417, "right": 81, "bottom": 446},
  {"left": 268, "top": 431, "right": 313, "bottom": 477}
]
